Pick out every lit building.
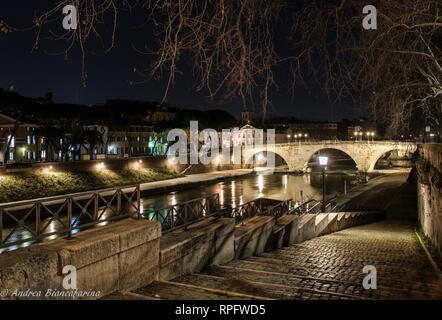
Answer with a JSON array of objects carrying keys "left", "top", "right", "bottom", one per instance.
[{"left": 0, "top": 113, "right": 40, "bottom": 165}]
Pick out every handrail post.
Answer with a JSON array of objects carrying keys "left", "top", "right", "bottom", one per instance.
[
  {"left": 137, "top": 185, "right": 141, "bottom": 220},
  {"left": 207, "top": 197, "right": 211, "bottom": 215},
  {"left": 35, "top": 203, "right": 41, "bottom": 237},
  {"left": 94, "top": 192, "right": 99, "bottom": 221},
  {"left": 184, "top": 205, "right": 188, "bottom": 231},
  {"left": 117, "top": 189, "right": 121, "bottom": 214},
  {"left": 67, "top": 197, "right": 72, "bottom": 239},
  {"left": 0, "top": 209, "right": 3, "bottom": 246}
]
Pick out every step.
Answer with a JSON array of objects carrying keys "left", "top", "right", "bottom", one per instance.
[
  {"left": 174, "top": 272, "right": 371, "bottom": 300},
  {"left": 134, "top": 280, "right": 270, "bottom": 300},
  {"left": 174, "top": 273, "right": 299, "bottom": 299},
  {"left": 102, "top": 291, "right": 160, "bottom": 300},
  {"left": 202, "top": 264, "right": 442, "bottom": 299},
  {"left": 271, "top": 215, "right": 299, "bottom": 249},
  {"left": 200, "top": 265, "right": 375, "bottom": 299},
  {"left": 259, "top": 249, "right": 432, "bottom": 271},
  {"left": 234, "top": 215, "right": 275, "bottom": 259},
  {"left": 224, "top": 256, "right": 441, "bottom": 292}
]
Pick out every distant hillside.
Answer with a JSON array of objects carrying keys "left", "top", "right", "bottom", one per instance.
[{"left": 0, "top": 90, "right": 238, "bottom": 129}]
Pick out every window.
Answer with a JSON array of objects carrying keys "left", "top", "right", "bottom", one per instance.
[
  {"left": 27, "top": 136, "right": 32, "bottom": 145},
  {"left": 9, "top": 152, "right": 14, "bottom": 160},
  {"left": 8, "top": 135, "right": 15, "bottom": 148}
]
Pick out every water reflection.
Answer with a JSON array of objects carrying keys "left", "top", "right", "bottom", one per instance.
[
  {"left": 257, "top": 175, "right": 264, "bottom": 198},
  {"left": 140, "top": 172, "right": 357, "bottom": 212}
]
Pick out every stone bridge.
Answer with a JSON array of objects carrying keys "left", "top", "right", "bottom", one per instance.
[{"left": 244, "top": 141, "right": 417, "bottom": 172}]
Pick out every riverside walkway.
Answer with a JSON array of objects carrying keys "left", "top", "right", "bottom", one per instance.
[{"left": 139, "top": 169, "right": 253, "bottom": 194}]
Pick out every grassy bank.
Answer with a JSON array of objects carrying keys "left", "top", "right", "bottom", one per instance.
[{"left": 0, "top": 168, "right": 182, "bottom": 203}]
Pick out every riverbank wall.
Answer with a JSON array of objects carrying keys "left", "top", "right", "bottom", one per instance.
[
  {"left": 416, "top": 143, "right": 442, "bottom": 254},
  {"left": 0, "top": 156, "right": 242, "bottom": 175}
]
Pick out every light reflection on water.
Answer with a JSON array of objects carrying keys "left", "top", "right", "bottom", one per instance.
[{"left": 140, "top": 172, "right": 357, "bottom": 212}]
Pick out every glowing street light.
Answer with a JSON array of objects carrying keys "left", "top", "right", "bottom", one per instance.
[
  {"left": 318, "top": 156, "right": 328, "bottom": 166},
  {"left": 318, "top": 156, "right": 328, "bottom": 212}
]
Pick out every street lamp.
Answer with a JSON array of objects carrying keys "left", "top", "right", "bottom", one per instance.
[{"left": 318, "top": 155, "right": 328, "bottom": 212}]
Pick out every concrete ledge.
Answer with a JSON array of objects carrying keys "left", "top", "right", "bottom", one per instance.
[
  {"left": 234, "top": 216, "right": 275, "bottom": 259},
  {"left": 0, "top": 218, "right": 161, "bottom": 299},
  {"left": 269, "top": 215, "right": 298, "bottom": 249},
  {"left": 293, "top": 214, "right": 316, "bottom": 243},
  {"left": 159, "top": 217, "right": 235, "bottom": 281},
  {"left": 314, "top": 213, "right": 330, "bottom": 235},
  {"left": 318, "top": 211, "right": 384, "bottom": 237}
]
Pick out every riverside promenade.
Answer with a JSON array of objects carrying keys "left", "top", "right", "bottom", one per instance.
[{"left": 139, "top": 169, "right": 253, "bottom": 195}]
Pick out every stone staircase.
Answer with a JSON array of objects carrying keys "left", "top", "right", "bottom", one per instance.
[{"left": 106, "top": 219, "right": 442, "bottom": 300}]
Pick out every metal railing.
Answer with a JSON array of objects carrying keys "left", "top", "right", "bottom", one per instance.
[
  {"left": 230, "top": 199, "right": 265, "bottom": 224},
  {"left": 142, "top": 193, "right": 221, "bottom": 233},
  {"left": 228, "top": 198, "right": 298, "bottom": 224},
  {"left": 0, "top": 185, "right": 141, "bottom": 251}
]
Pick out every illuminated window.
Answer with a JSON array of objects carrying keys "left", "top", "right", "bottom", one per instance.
[{"left": 8, "top": 135, "right": 15, "bottom": 148}]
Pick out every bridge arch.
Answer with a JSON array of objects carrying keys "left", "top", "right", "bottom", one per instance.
[
  {"left": 368, "top": 148, "right": 414, "bottom": 172},
  {"left": 304, "top": 148, "right": 357, "bottom": 172},
  {"left": 244, "top": 150, "right": 289, "bottom": 168}
]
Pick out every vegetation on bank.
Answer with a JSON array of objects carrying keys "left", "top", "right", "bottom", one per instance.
[
  {"left": 414, "top": 224, "right": 442, "bottom": 269},
  {"left": 0, "top": 168, "right": 182, "bottom": 203}
]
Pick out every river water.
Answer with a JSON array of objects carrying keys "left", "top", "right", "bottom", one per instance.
[{"left": 140, "top": 172, "right": 358, "bottom": 212}]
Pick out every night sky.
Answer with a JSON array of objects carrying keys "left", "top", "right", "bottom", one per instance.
[{"left": 0, "top": 1, "right": 360, "bottom": 121}]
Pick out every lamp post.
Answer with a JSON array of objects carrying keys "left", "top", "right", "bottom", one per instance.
[{"left": 318, "top": 155, "right": 328, "bottom": 212}]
